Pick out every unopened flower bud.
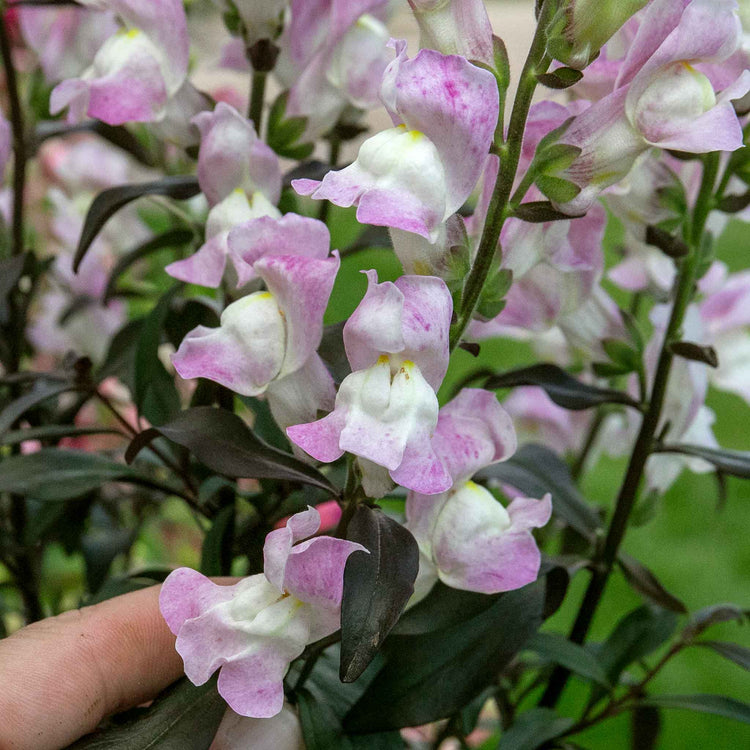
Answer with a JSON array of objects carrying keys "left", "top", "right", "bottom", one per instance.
[{"left": 546, "top": 0, "right": 649, "bottom": 70}]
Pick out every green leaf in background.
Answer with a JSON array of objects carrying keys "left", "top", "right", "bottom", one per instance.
[
  {"left": 0, "top": 449, "right": 138, "bottom": 501},
  {"left": 478, "top": 444, "right": 603, "bottom": 542},
  {"left": 73, "top": 176, "right": 200, "bottom": 272},
  {"left": 526, "top": 632, "right": 611, "bottom": 688},
  {"left": 594, "top": 605, "right": 678, "bottom": 689},
  {"left": 344, "top": 578, "right": 546, "bottom": 732},
  {"left": 68, "top": 677, "right": 226, "bottom": 749},
  {"left": 484, "top": 363, "right": 640, "bottom": 411},
  {"left": 497, "top": 708, "right": 574, "bottom": 750},
  {"left": 298, "top": 688, "right": 354, "bottom": 750},
  {"left": 340, "top": 506, "right": 419, "bottom": 683},
  {"left": 692, "top": 641, "right": 750, "bottom": 672},
  {"left": 0, "top": 376, "right": 75, "bottom": 435},
  {"left": 1, "top": 424, "right": 122, "bottom": 446},
  {"left": 134, "top": 285, "right": 182, "bottom": 426},
  {"left": 655, "top": 443, "right": 750, "bottom": 480},
  {"left": 125, "top": 406, "right": 338, "bottom": 494},
  {"left": 637, "top": 694, "right": 750, "bottom": 725},
  {"left": 617, "top": 553, "right": 688, "bottom": 614},
  {"left": 103, "top": 228, "right": 195, "bottom": 303},
  {"left": 682, "top": 603, "right": 748, "bottom": 640}
]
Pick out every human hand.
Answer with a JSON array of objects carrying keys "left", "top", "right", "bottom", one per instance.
[{"left": 0, "top": 586, "right": 183, "bottom": 750}]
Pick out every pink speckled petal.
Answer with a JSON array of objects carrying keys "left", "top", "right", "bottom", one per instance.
[
  {"left": 283, "top": 536, "right": 367, "bottom": 610},
  {"left": 344, "top": 270, "right": 406, "bottom": 370},
  {"left": 263, "top": 507, "right": 321, "bottom": 592},
  {"left": 193, "top": 103, "right": 281, "bottom": 206},
  {"left": 256, "top": 252, "right": 340, "bottom": 378},
  {"left": 159, "top": 567, "right": 238, "bottom": 635},
  {"left": 394, "top": 275, "right": 452, "bottom": 390},
  {"left": 381, "top": 42, "right": 498, "bottom": 217},
  {"left": 171, "top": 293, "right": 286, "bottom": 397},
  {"left": 432, "top": 483, "right": 548, "bottom": 594},
  {"left": 165, "top": 234, "right": 228, "bottom": 287},
  {"left": 228, "top": 214, "right": 331, "bottom": 282},
  {"left": 506, "top": 493, "right": 553, "bottom": 530},
  {"left": 286, "top": 406, "right": 348, "bottom": 464},
  {"left": 390, "top": 427, "right": 452, "bottom": 495},
  {"left": 433, "top": 389, "right": 517, "bottom": 484}
]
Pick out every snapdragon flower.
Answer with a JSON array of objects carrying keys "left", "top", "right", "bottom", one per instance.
[
  {"left": 160, "top": 507, "right": 365, "bottom": 718},
  {"left": 405, "top": 389, "right": 551, "bottom": 601},
  {"left": 294, "top": 39, "right": 498, "bottom": 242},
  {"left": 172, "top": 220, "right": 339, "bottom": 430},
  {"left": 288, "top": 271, "right": 453, "bottom": 496},
  {"left": 166, "top": 103, "right": 282, "bottom": 288},
  {"left": 547, "top": 0, "right": 750, "bottom": 215},
  {"left": 50, "top": 0, "right": 190, "bottom": 126}
]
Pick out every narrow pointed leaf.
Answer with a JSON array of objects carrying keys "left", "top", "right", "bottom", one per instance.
[
  {"left": 637, "top": 694, "right": 750, "bottom": 725},
  {"left": 484, "top": 363, "right": 640, "bottom": 410},
  {"left": 497, "top": 708, "right": 574, "bottom": 750},
  {"left": 343, "top": 578, "right": 545, "bottom": 732},
  {"left": 617, "top": 554, "right": 687, "bottom": 613},
  {"left": 683, "top": 604, "right": 748, "bottom": 639},
  {"left": 103, "top": 229, "right": 194, "bottom": 303},
  {"left": 0, "top": 378, "right": 76, "bottom": 435},
  {"left": 125, "top": 406, "right": 337, "bottom": 494},
  {"left": 512, "top": 201, "right": 581, "bottom": 223},
  {"left": 340, "top": 506, "right": 419, "bottom": 683},
  {"left": 526, "top": 632, "right": 611, "bottom": 688},
  {"left": 655, "top": 444, "right": 750, "bottom": 479},
  {"left": 68, "top": 676, "right": 226, "bottom": 749},
  {"left": 693, "top": 641, "right": 750, "bottom": 671},
  {"left": 73, "top": 176, "right": 200, "bottom": 272}
]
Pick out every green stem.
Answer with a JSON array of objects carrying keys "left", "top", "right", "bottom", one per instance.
[
  {"left": 539, "top": 153, "right": 720, "bottom": 708},
  {"left": 248, "top": 70, "right": 267, "bottom": 134},
  {"left": 449, "top": 2, "right": 553, "bottom": 350}
]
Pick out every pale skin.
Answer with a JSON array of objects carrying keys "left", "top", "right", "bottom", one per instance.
[{"left": 0, "top": 585, "right": 188, "bottom": 750}]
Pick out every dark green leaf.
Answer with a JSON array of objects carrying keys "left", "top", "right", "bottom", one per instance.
[
  {"left": 716, "top": 192, "right": 750, "bottom": 213},
  {"left": 0, "top": 253, "right": 28, "bottom": 303},
  {"left": 617, "top": 553, "right": 687, "bottom": 613},
  {"left": 537, "top": 67, "right": 584, "bottom": 89},
  {"left": 68, "top": 676, "right": 226, "bottom": 749},
  {"left": 497, "top": 708, "right": 574, "bottom": 750},
  {"left": 1, "top": 424, "right": 122, "bottom": 446},
  {"left": 631, "top": 704, "right": 661, "bottom": 750},
  {"left": 477, "top": 444, "right": 603, "bottom": 541},
  {"left": 512, "top": 201, "right": 580, "bottom": 223},
  {"left": 200, "top": 504, "right": 235, "bottom": 576},
  {"left": 655, "top": 443, "right": 750, "bottom": 479},
  {"left": 595, "top": 605, "right": 678, "bottom": 687},
  {"left": 319, "top": 321, "right": 351, "bottom": 384},
  {"left": 73, "top": 176, "right": 200, "bottom": 272},
  {"left": 637, "top": 694, "right": 750, "bottom": 725},
  {"left": 298, "top": 688, "right": 354, "bottom": 750},
  {"left": 526, "top": 632, "right": 611, "bottom": 688},
  {"left": 103, "top": 229, "right": 194, "bottom": 303},
  {"left": 344, "top": 578, "right": 545, "bottom": 732},
  {"left": 668, "top": 341, "right": 719, "bottom": 368},
  {"left": 134, "top": 286, "right": 182, "bottom": 426},
  {"left": 0, "top": 378, "right": 76, "bottom": 435},
  {"left": 0, "top": 449, "right": 137, "bottom": 501},
  {"left": 340, "top": 506, "right": 419, "bottom": 683},
  {"left": 83, "top": 527, "right": 134, "bottom": 593},
  {"left": 601, "top": 338, "right": 641, "bottom": 373},
  {"left": 693, "top": 641, "right": 750, "bottom": 671},
  {"left": 484, "top": 363, "right": 640, "bottom": 410},
  {"left": 645, "top": 225, "right": 689, "bottom": 258},
  {"left": 126, "top": 406, "right": 337, "bottom": 494},
  {"left": 683, "top": 604, "right": 748, "bottom": 639},
  {"left": 85, "top": 570, "right": 170, "bottom": 605}
]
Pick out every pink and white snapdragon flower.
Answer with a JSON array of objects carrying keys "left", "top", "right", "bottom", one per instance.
[
  {"left": 294, "top": 39, "right": 498, "bottom": 242},
  {"left": 405, "top": 389, "right": 552, "bottom": 601},
  {"left": 166, "top": 102, "right": 282, "bottom": 288},
  {"left": 548, "top": 0, "right": 750, "bottom": 215},
  {"left": 288, "top": 271, "right": 453, "bottom": 497},
  {"left": 171, "top": 216, "right": 339, "bottom": 430},
  {"left": 160, "top": 507, "right": 365, "bottom": 719},
  {"left": 50, "top": 0, "right": 191, "bottom": 126}
]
